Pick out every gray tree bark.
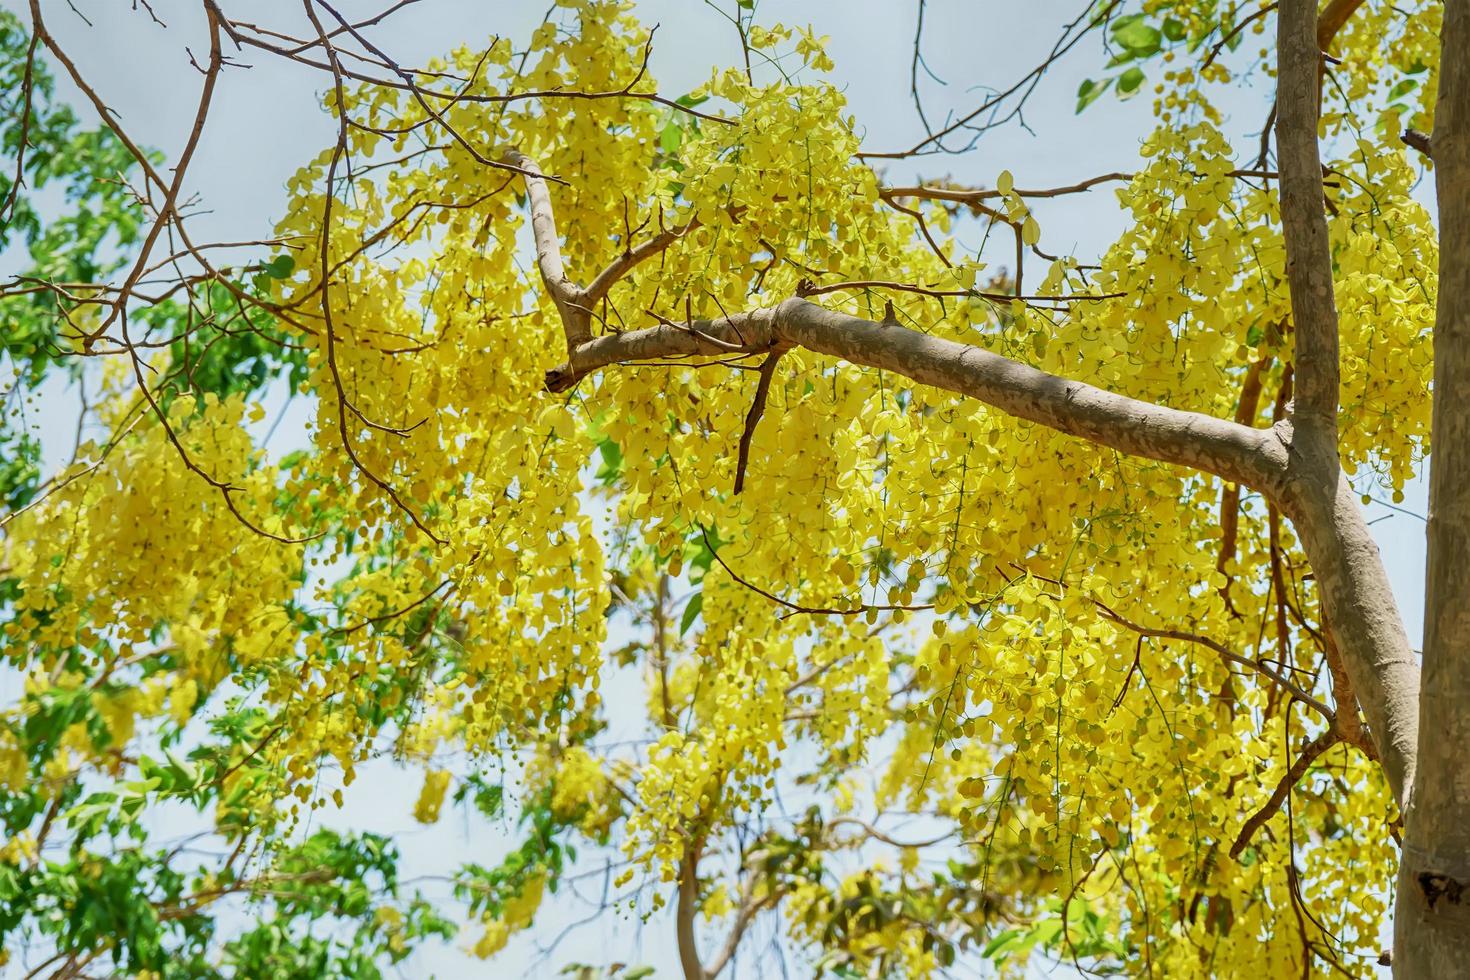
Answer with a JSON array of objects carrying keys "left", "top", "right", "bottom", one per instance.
[
  {"left": 1395, "top": 0, "right": 1470, "bottom": 972},
  {"left": 1273, "top": 0, "right": 1420, "bottom": 807}
]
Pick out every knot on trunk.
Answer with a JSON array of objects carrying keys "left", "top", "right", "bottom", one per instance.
[{"left": 1418, "top": 871, "right": 1466, "bottom": 911}]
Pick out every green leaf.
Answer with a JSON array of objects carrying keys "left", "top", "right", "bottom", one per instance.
[
  {"left": 1388, "top": 78, "right": 1419, "bottom": 100},
  {"left": 1246, "top": 324, "right": 1265, "bottom": 346},
  {"left": 680, "top": 591, "right": 702, "bottom": 636},
  {"left": 1117, "top": 66, "right": 1147, "bottom": 98},
  {"left": 263, "top": 254, "right": 295, "bottom": 278},
  {"left": 1076, "top": 77, "right": 1113, "bottom": 113},
  {"left": 1162, "top": 17, "right": 1186, "bottom": 41},
  {"left": 595, "top": 437, "right": 623, "bottom": 484},
  {"left": 1111, "top": 15, "right": 1162, "bottom": 57},
  {"left": 982, "top": 927, "right": 1024, "bottom": 958},
  {"left": 659, "top": 121, "right": 681, "bottom": 155},
  {"left": 1032, "top": 917, "right": 1066, "bottom": 947}
]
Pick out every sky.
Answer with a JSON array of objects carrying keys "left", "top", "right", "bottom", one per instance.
[{"left": 0, "top": 0, "right": 1429, "bottom": 976}]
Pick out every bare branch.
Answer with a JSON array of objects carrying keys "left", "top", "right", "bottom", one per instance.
[
  {"left": 1016, "top": 563, "right": 1332, "bottom": 717},
  {"left": 1230, "top": 729, "right": 1338, "bottom": 859},
  {"left": 505, "top": 149, "right": 591, "bottom": 349},
  {"left": 732, "top": 348, "right": 787, "bottom": 495},
  {"left": 548, "top": 297, "right": 1287, "bottom": 495},
  {"left": 585, "top": 216, "right": 699, "bottom": 305},
  {"left": 702, "top": 529, "right": 934, "bottom": 619},
  {"left": 798, "top": 278, "right": 1124, "bottom": 305},
  {"left": 1092, "top": 596, "right": 1333, "bottom": 720},
  {"left": 883, "top": 172, "right": 1133, "bottom": 203},
  {"left": 302, "top": 0, "right": 443, "bottom": 544},
  {"left": 859, "top": 0, "right": 1121, "bottom": 159},
  {"left": 1276, "top": 0, "right": 1340, "bottom": 428},
  {"left": 0, "top": 29, "right": 38, "bottom": 229},
  {"left": 1402, "top": 128, "right": 1434, "bottom": 159}
]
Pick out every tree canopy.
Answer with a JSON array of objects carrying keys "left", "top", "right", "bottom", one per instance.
[{"left": 0, "top": 0, "right": 1460, "bottom": 976}]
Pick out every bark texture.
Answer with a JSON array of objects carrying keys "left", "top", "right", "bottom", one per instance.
[
  {"left": 1396, "top": 0, "right": 1470, "bottom": 972},
  {"left": 1282, "top": 464, "right": 1419, "bottom": 803},
  {"left": 1270, "top": 0, "right": 1420, "bottom": 808},
  {"left": 549, "top": 298, "right": 1289, "bottom": 494},
  {"left": 1276, "top": 0, "right": 1341, "bottom": 431}
]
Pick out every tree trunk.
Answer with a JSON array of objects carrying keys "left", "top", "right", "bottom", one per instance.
[{"left": 1396, "top": 0, "right": 1470, "bottom": 973}]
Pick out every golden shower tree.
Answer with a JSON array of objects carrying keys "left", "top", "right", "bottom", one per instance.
[{"left": 1, "top": 0, "right": 1464, "bottom": 975}]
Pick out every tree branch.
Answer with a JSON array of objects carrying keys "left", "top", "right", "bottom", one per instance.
[
  {"left": 1230, "top": 728, "right": 1338, "bottom": 859},
  {"left": 733, "top": 348, "right": 787, "bottom": 494},
  {"left": 677, "top": 845, "right": 707, "bottom": 980},
  {"left": 585, "top": 216, "right": 699, "bottom": 306},
  {"left": 514, "top": 147, "right": 1427, "bottom": 807},
  {"left": 1315, "top": 0, "right": 1366, "bottom": 52},
  {"left": 504, "top": 149, "right": 591, "bottom": 348},
  {"left": 1270, "top": 0, "right": 1419, "bottom": 809},
  {"left": 1276, "top": 0, "right": 1341, "bottom": 429},
  {"left": 882, "top": 172, "right": 1133, "bottom": 203},
  {"left": 1091, "top": 597, "right": 1333, "bottom": 720},
  {"left": 704, "top": 876, "right": 775, "bottom": 979},
  {"left": 1283, "top": 473, "right": 1418, "bottom": 803},
  {"left": 548, "top": 298, "right": 1286, "bottom": 494}
]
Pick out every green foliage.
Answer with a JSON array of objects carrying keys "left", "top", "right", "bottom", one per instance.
[{"left": 455, "top": 791, "right": 579, "bottom": 920}]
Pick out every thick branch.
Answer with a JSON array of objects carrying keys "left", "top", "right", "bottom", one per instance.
[
  {"left": 1283, "top": 470, "right": 1417, "bottom": 803},
  {"left": 549, "top": 298, "right": 1287, "bottom": 495},
  {"left": 504, "top": 149, "right": 591, "bottom": 347},
  {"left": 518, "top": 148, "right": 1417, "bottom": 810},
  {"left": 1269, "top": 0, "right": 1420, "bottom": 810},
  {"left": 677, "top": 847, "right": 706, "bottom": 980},
  {"left": 1276, "top": 0, "right": 1341, "bottom": 428},
  {"left": 517, "top": 147, "right": 1278, "bottom": 498},
  {"left": 1315, "top": 0, "right": 1365, "bottom": 52}
]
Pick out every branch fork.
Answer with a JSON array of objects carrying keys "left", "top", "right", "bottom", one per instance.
[{"left": 512, "top": 112, "right": 1420, "bottom": 807}]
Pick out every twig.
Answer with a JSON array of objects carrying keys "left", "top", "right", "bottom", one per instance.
[
  {"left": 733, "top": 348, "right": 787, "bottom": 494},
  {"left": 1229, "top": 729, "right": 1337, "bottom": 859}
]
